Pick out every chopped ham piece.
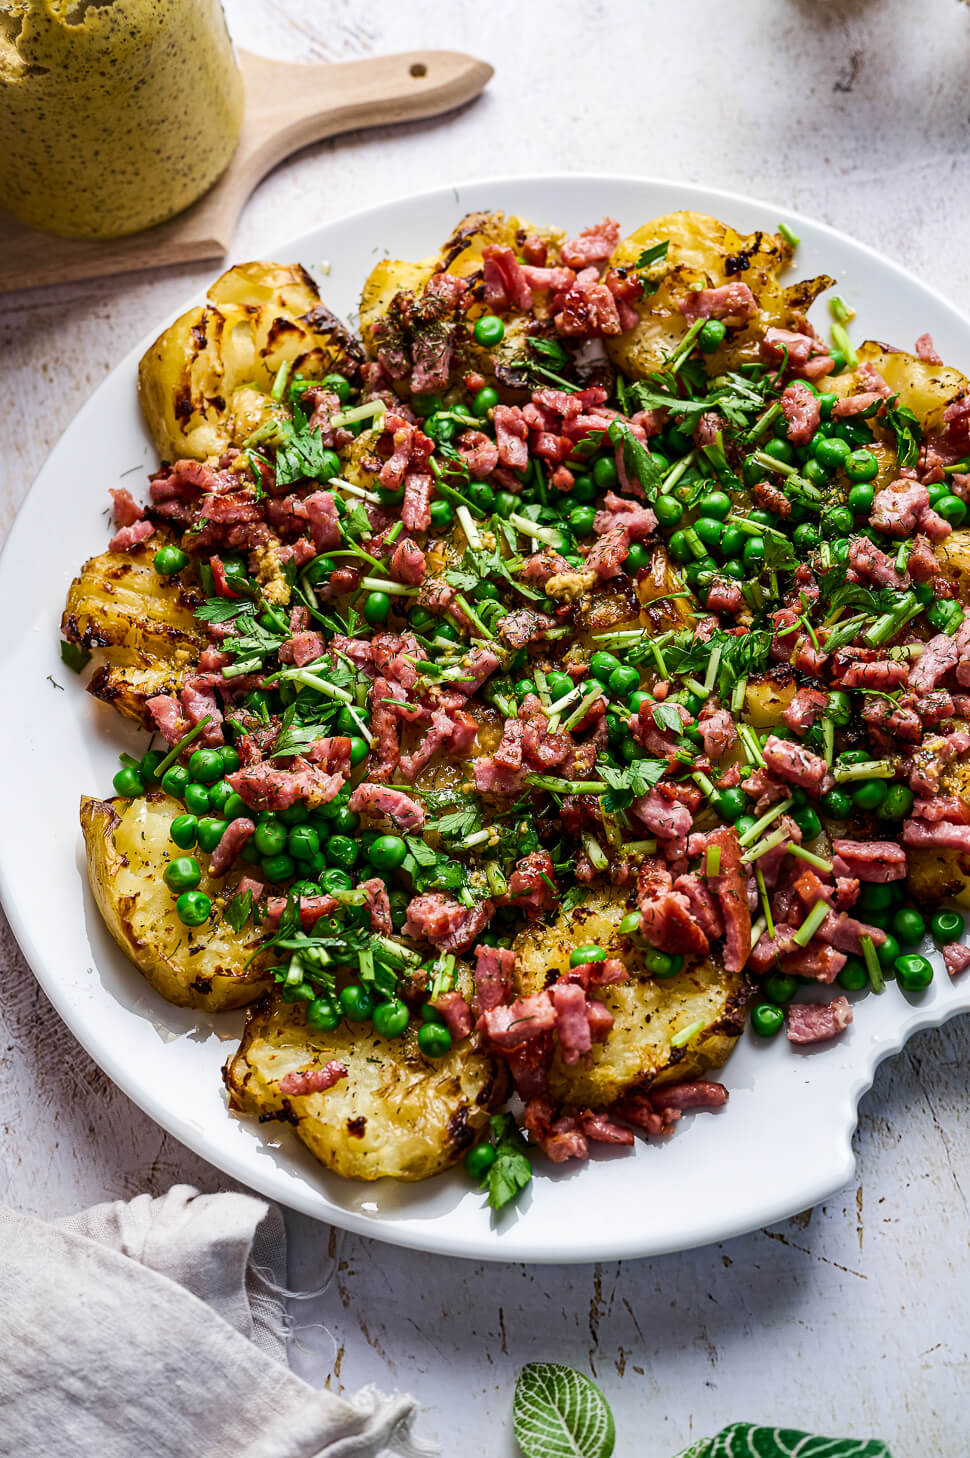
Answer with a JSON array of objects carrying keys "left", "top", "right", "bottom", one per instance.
[
  {"left": 209, "top": 818, "right": 256, "bottom": 877},
  {"left": 228, "top": 759, "right": 345, "bottom": 811},
  {"left": 783, "top": 687, "right": 830, "bottom": 736},
  {"left": 584, "top": 524, "right": 630, "bottom": 580},
  {"left": 592, "top": 491, "right": 658, "bottom": 539},
  {"left": 401, "top": 472, "right": 432, "bottom": 532},
  {"left": 832, "top": 391, "right": 887, "bottom": 419},
  {"left": 848, "top": 536, "right": 909, "bottom": 589},
  {"left": 560, "top": 217, "right": 621, "bottom": 268},
  {"left": 673, "top": 873, "right": 724, "bottom": 940},
  {"left": 761, "top": 327, "right": 834, "bottom": 380},
  {"left": 358, "top": 877, "right": 392, "bottom": 935},
  {"left": 278, "top": 1061, "right": 347, "bottom": 1097},
  {"left": 347, "top": 782, "right": 425, "bottom": 831},
  {"left": 910, "top": 634, "right": 960, "bottom": 693},
  {"left": 902, "top": 819, "right": 970, "bottom": 851},
  {"left": 554, "top": 276, "right": 623, "bottom": 337},
  {"left": 649, "top": 1081, "right": 729, "bottom": 1113},
  {"left": 915, "top": 332, "right": 943, "bottom": 365},
  {"left": 278, "top": 630, "right": 326, "bottom": 667},
  {"left": 697, "top": 708, "right": 737, "bottom": 760},
  {"left": 831, "top": 839, "right": 907, "bottom": 882},
  {"left": 481, "top": 992, "right": 557, "bottom": 1049},
  {"left": 762, "top": 735, "right": 830, "bottom": 796},
  {"left": 678, "top": 282, "right": 757, "bottom": 324},
  {"left": 637, "top": 861, "right": 710, "bottom": 958},
  {"left": 816, "top": 910, "right": 887, "bottom": 955},
  {"left": 943, "top": 943, "right": 970, "bottom": 978},
  {"left": 431, "top": 991, "right": 474, "bottom": 1041},
  {"left": 109, "top": 519, "right": 154, "bottom": 552},
  {"left": 403, "top": 893, "right": 493, "bottom": 953},
  {"left": 456, "top": 429, "right": 499, "bottom": 479},
  {"left": 481, "top": 244, "right": 533, "bottom": 311},
  {"left": 870, "top": 479, "right": 951, "bottom": 541},
  {"left": 473, "top": 945, "right": 515, "bottom": 1014},
  {"left": 303, "top": 491, "right": 341, "bottom": 550},
  {"left": 109, "top": 487, "right": 143, "bottom": 526},
  {"left": 499, "top": 608, "right": 555, "bottom": 649},
  {"left": 550, "top": 982, "right": 592, "bottom": 1065},
  {"left": 780, "top": 381, "right": 821, "bottom": 445},
  {"left": 787, "top": 998, "right": 853, "bottom": 1045},
  {"left": 493, "top": 404, "right": 529, "bottom": 469},
  {"left": 388, "top": 537, "right": 426, "bottom": 585},
  {"left": 581, "top": 1112, "right": 635, "bottom": 1146}
]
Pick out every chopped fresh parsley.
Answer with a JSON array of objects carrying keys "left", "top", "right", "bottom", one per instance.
[
  {"left": 482, "top": 1113, "right": 533, "bottom": 1211},
  {"left": 59, "top": 640, "right": 91, "bottom": 673}
]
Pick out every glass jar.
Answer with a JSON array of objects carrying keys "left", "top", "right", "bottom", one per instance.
[{"left": 0, "top": 0, "right": 244, "bottom": 238}]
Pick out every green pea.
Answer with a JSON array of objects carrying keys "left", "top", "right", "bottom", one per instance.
[
  {"left": 625, "top": 542, "right": 651, "bottom": 572},
  {"left": 742, "top": 536, "right": 766, "bottom": 569},
  {"left": 368, "top": 834, "right": 407, "bottom": 871},
  {"left": 468, "top": 481, "right": 496, "bottom": 514},
  {"left": 837, "top": 958, "right": 869, "bottom": 992},
  {"left": 876, "top": 933, "right": 900, "bottom": 970},
  {"left": 936, "top": 493, "right": 968, "bottom": 526},
  {"left": 643, "top": 948, "right": 683, "bottom": 977},
  {"left": 372, "top": 998, "right": 410, "bottom": 1039},
  {"left": 927, "top": 481, "right": 949, "bottom": 507},
  {"left": 792, "top": 523, "right": 820, "bottom": 553},
  {"left": 802, "top": 458, "right": 830, "bottom": 486},
  {"left": 852, "top": 778, "right": 888, "bottom": 812},
  {"left": 590, "top": 455, "right": 616, "bottom": 491},
  {"left": 163, "top": 855, "right": 201, "bottom": 892},
  {"left": 859, "top": 883, "right": 893, "bottom": 911},
  {"left": 288, "top": 825, "right": 320, "bottom": 862},
  {"left": 895, "top": 953, "right": 933, "bottom": 991},
  {"left": 618, "top": 911, "right": 642, "bottom": 936},
  {"left": 418, "top": 1021, "right": 453, "bottom": 1057},
  {"left": 891, "top": 907, "right": 926, "bottom": 946},
  {"left": 434, "top": 621, "right": 460, "bottom": 643},
  {"left": 570, "top": 944, "right": 606, "bottom": 967},
  {"left": 667, "top": 529, "right": 693, "bottom": 563},
  {"left": 326, "top": 834, "right": 358, "bottom": 870},
  {"left": 473, "top": 385, "right": 499, "bottom": 415},
  {"left": 495, "top": 489, "right": 519, "bottom": 519},
  {"left": 697, "top": 491, "right": 730, "bottom": 522},
  {"left": 618, "top": 735, "right": 640, "bottom": 764},
  {"left": 734, "top": 814, "right": 757, "bottom": 839},
  {"left": 711, "top": 787, "right": 746, "bottom": 823},
  {"left": 847, "top": 483, "right": 875, "bottom": 515},
  {"left": 339, "top": 983, "right": 375, "bottom": 1022},
  {"left": 347, "top": 737, "right": 369, "bottom": 768},
  {"left": 608, "top": 665, "right": 640, "bottom": 698},
  {"left": 791, "top": 805, "right": 822, "bottom": 840},
  {"left": 183, "top": 782, "right": 211, "bottom": 816},
  {"left": 751, "top": 1003, "right": 785, "bottom": 1037},
  {"left": 822, "top": 506, "right": 855, "bottom": 536},
  {"left": 170, "top": 814, "right": 198, "bottom": 849},
  {"left": 473, "top": 315, "right": 505, "bottom": 346},
  {"left": 928, "top": 598, "right": 964, "bottom": 634},
  {"left": 513, "top": 678, "right": 537, "bottom": 702},
  {"left": 567, "top": 505, "right": 596, "bottom": 536},
  {"left": 319, "top": 371, "right": 351, "bottom": 403},
  {"left": 879, "top": 783, "right": 914, "bottom": 820},
  {"left": 204, "top": 780, "right": 232, "bottom": 817},
  {"left": 627, "top": 689, "right": 652, "bottom": 714},
  {"left": 254, "top": 818, "right": 288, "bottom": 857},
  {"left": 331, "top": 807, "right": 362, "bottom": 837},
  {"left": 304, "top": 996, "right": 341, "bottom": 1032},
  {"left": 154, "top": 545, "right": 190, "bottom": 577},
  {"left": 261, "top": 852, "right": 296, "bottom": 882},
  {"left": 278, "top": 804, "right": 309, "bottom": 827},
  {"left": 589, "top": 651, "right": 622, "bottom": 684},
  {"left": 188, "top": 748, "right": 223, "bottom": 784},
  {"left": 112, "top": 766, "right": 144, "bottom": 798},
  {"left": 217, "top": 745, "right": 240, "bottom": 775},
  {"left": 175, "top": 889, "right": 211, "bottom": 927},
  {"left": 844, "top": 449, "right": 879, "bottom": 483},
  {"left": 320, "top": 867, "right": 353, "bottom": 893},
  {"left": 931, "top": 910, "right": 964, "bottom": 943},
  {"left": 812, "top": 435, "right": 852, "bottom": 469},
  {"left": 694, "top": 515, "right": 723, "bottom": 550},
  {"left": 654, "top": 495, "right": 684, "bottom": 529},
  {"left": 664, "top": 425, "right": 693, "bottom": 456},
  {"left": 139, "top": 749, "right": 165, "bottom": 785},
  {"left": 364, "top": 591, "right": 391, "bottom": 628},
  {"left": 195, "top": 817, "right": 227, "bottom": 855},
  {"left": 762, "top": 972, "right": 798, "bottom": 1005},
  {"left": 839, "top": 748, "right": 871, "bottom": 766},
  {"left": 571, "top": 473, "right": 597, "bottom": 502},
  {"left": 465, "top": 1143, "right": 497, "bottom": 1179},
  {"left": 761, "top": 438, "right": 796, "bottom": 466},
  {"left": 698, "top": 319, "right": 727, "bottom": 353}
]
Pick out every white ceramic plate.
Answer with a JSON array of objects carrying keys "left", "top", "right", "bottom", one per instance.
[{"left": 3, "top": 174, "right": 969, "bottom": 1264}]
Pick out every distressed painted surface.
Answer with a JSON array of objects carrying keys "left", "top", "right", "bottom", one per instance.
[{"left": 1, "top": 1, "right": 969, "bottom": 1453}]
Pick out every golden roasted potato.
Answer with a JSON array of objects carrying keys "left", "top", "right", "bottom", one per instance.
[
  {"left": 81, "top": 792, "right": 273, "bottom": 1011},
  {"left": 225, "top": 993, "right": 507, "bottom": 1181},
  {"left": 606, "top": 210, "right": 834, "bottom": 379},
  {"left": 851, "top": 341, "right": 969, "bottom": 432},
  {"left": 744, "top": 674, "right": 797, "bottom": 728},
  {"left": 61, "top": 536, "right": 205, "bottom": 729},
  {"left": 513, "top": 888, "right": 749, "bottom": 1108},
  {"left": 904, "top": 752, "right": 970, "bottom": 907},
  {"left": 138, "top": 261, "right": 363, "bottom": 461}
]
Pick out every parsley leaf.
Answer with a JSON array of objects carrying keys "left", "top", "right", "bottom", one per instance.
[
  {"left": 59, "top": 640, "right": 91, "bottom": 673},
  {"left": 483, "top": 1113, "right": 533, "bottom": 1211},
  {"left": 632, "top": 239, "right": 669, "bottom": 297},
  {"left": 405, "top": 834, "right": 438, "bottom": 868},
  {"left": 224, "top": 889, "right": 253, "bottom": 933},
  {"left": 885, "top": 403, "right": 921, "bottom": 472},
  {"left": 606, "top": 421, "right": 663, "bottom": 500},
  {"left": 194, "top": 598, "right": 253, "bottom": 625},
  {"left": 652, "top": 702, "right": 686, "bottom": 734},
  {"left": 597, "top": 758, "right": 666, "bottom": 812}
]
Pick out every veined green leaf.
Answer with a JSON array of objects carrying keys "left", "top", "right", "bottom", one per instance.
[
  {"left": 676, "top": 1422, "right": 893, "bottom": 1457},
  {"left": 513, "top": 1363, "right": 615, "bottom": 1458}
]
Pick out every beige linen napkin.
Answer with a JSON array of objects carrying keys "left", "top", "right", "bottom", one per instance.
[{"left": 0, "top": 1185, "right": 423, "bottom": 1458}]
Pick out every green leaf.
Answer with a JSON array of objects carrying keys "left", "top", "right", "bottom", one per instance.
[
  {"left": 59, "top": 640, "right": 91, "bottom": 673},
  {"left": 652, "top": 701, "right": 685, "bottom": 734},
  {"left": 405, "top": 834, "right": 438, "bottom": 868},
  {"left": 678, "top": 1422, "right": 893, "bottom": 1457},
  {"left": 194, "top": 598, "right": 252, "bottom": 625},
  {"left": 884, "top": 403, "right": 921, "bottom": 473},
  {"left": 606, "top": 421, "right": 663, "bottom": 501},
  {"left": 513, "top": 1363, "right": 615, "bottom": 1458},
  {"left": 224, "top": 889, "right": 253, "bottom": 933},
  {"left": 485, "top": 1113, "right": 532, "bottom": 1211},
  {"left": 274, "top": 422, "right": 335, "bottom": 487}
]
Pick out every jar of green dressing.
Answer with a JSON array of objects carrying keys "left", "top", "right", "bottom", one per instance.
[{"left": 0, "top": 0, "right": 244, "bottom": 238}]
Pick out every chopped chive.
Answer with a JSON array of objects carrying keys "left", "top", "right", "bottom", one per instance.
[
  {"left": 737, "top": 723, "right": 767, "bottom": 769},
  {"left": 738, "top": 797, "right": 795, "bottom": 847},
  {"left": 582, "top": 833, "right": 609, "bottom": 872},
  {"left": 453, "top": 593, "right": 494, "bottom": 640},
  {"left": 693, "top": 771, "right": 715, "bottom": 798},
  {"left": 787, "top": 843, "right": 834, "bottom": 873},
  {"left": 507, "top": 511, "right": 562, "bottom": 549},
  {"left": 154, "top": 715, "right": 213, "bottom": 778},
  {"left": 861, "top": 934, "right": 885, "bottom": 994},
  {"left": 829, "top": 295, "right": 855, "bottom": 326},
  {"left": 831, "top": 759, "right": 895, "bottom": 783},
  {"left": 270, "top": 359, "right": 292, "bottom": 402},
  {"left": 562, "top": 686, "right": 605, "bottom": 733},
  {"left": 328, "top": 475, "right": 382, "bottom": 504},
  {"left": 331, "top": 399, "right": 386, "bottom": 428},
  {"left": 524, "top": 774, "right": 609, "bottom": 794},
  {"left": 731, "top": 676, "right": 748, "bottom": 713},
  {"left": 659, "top": 450, "right": 697, "bottom": 496},
  {"left": 830, "top": 321, "right": 858, "bottom": 370},
  {"left": 741, "top": 825, "right": 790, "bottom": 864},
  {"left": 706, "top": 844, "right": 721, "bottom": 877},
  {"left": 456, "top": 505, "right": 483, "bottom": 549},
  {"left": 793, "top": 900, "right": 830, "bottom": 948},
  {"left": 743, "top": 401, "right": 783, "bottom": 444},
  {"left": 671, "top": 1017, "right": 705, "bottom": 1048},
  {"left": 703, "top": 643, "right": 722, "bottom": 694},
  {"left": 360, "top": 576, "right": 419, "bottom": 597},
  {"left": 755, "top": 863, "right": 774, "bottom": 939},
  {"left": 778, "top": 222, "right": 800, "bottom": 247}
]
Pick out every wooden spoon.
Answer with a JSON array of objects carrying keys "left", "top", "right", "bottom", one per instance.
[{"left": 0, "top": 48, "right": 493, "bottom": 294}]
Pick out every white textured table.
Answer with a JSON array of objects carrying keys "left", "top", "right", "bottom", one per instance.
[{"left": 2, "top": 2, "right": 969, "bottom": 1452}]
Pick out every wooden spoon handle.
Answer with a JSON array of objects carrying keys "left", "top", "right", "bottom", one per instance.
[{"left": 0, "top": 48, "right": 493, "bottom": 294}]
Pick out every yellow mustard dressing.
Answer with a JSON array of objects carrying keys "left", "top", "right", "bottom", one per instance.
[{"left": 0, "top": 0, "right": 244, "bottom": 238}]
